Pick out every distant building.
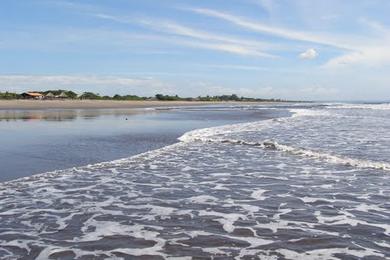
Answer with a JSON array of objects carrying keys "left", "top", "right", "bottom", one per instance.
[
  {"left": 21, "top": 92, "right": 43, "bottom": 99},
  {"left": 56, "top": 92, "right": 68, "bottom": 99},
  {"left": 45, "top": 92, "right": 55, "bottom": 99}
]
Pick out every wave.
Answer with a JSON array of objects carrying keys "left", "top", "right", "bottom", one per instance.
[
  {"left": 179, "top": 107, "right": 333, "bottom": 143},
  {"left": 178, "top": 120, "right": 274, "bottom": 143},
  {"left": 290, "top": 108, "right": 332, "bottom": 117},
  {"left": 269, "top": 141, "right": 390, "bottom": 171},
  {"left": 330, "top": 103, "right": 390, "bottom": 110},
  {"left": 182, "top": 136, "right": 390, "bottom": 171},
  {"left": 178, "top": 108, "right": 390, "bottom": 172},
  {"left": 179, "top": 106, "right": 334, "bottom": 142}
]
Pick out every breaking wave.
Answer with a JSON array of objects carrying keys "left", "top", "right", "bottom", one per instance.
[
  {"left": 183, "top": 137, "right": 390, "bottom": 172},
  {"left": 179, "top": 108, "right": 390, "bottom": 172},
  {"left": 338, "top": 103, "right": 390, "bottom": 110}
]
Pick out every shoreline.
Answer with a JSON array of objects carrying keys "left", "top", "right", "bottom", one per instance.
[
  {"left": 0, "top": 100, "right": 278, "bottom": 110},
  {"left": 0, "top": 103, "right": 285, "bottom": 182}
]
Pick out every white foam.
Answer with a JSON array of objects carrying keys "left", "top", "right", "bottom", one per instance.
[
  {"left": 198, "top": 210, "right": 247, "bottom": 233},
  {"left": 214, "top": 183, "right": 230, "bottom": 190},
  {"left": 334, "top": 103, "right": 390, "bottom": 110},
  {"left": 178, "top": 118, "right": 278, "bottom": 143},
  {"left": 277, "top": 248, "right": 384, "bottom": 260},
  {"left": 182, "top": 134, "right": 390, "bottom": 172},
  {"left": 315, "top": 210, "right": 390, "bottom": 235},
  {"left": 271, "top": 141, "right": 390, "bottom": 171},
  {"left": 290, "top": 108, "right": 332, "bottom": 118},
  {"left": 273, "top": 207, "right": 292, "bottom": 220},
  {"left": 375, "top": 241, "right": 390, "bottom": 249},
  {"left": 188, "top": 195, "right": 219, "bottom": 204},
  {"left": 149, "top": 205, "right": 176, "bottom": 217},
  {"left": 251, "top": 189, "right": 268, "bottom": 200}
]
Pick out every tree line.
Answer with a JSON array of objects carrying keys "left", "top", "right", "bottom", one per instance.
[{"left": 0, "top": 90, "right": 284, "bottom": 102}]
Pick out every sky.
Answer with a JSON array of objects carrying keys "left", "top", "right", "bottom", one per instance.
[{"left": 1, "top": 0, "right": 390, "bottom": 101}]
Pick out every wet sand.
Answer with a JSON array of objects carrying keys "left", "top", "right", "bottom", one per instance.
[{"left": 0, "top": 100, "right": 266, "bottom": 110}]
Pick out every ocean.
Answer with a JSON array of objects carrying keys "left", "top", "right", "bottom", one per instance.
[{"left": 0, "top": 103, "right": 389, "bottom": 259}]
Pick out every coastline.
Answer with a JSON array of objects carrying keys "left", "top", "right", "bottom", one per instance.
[
  {"left": 0, "top": 103, "right": 286, "bottom": 181},
  {"left": 0, "top": 100, "right": 276, "bottom": 110}
]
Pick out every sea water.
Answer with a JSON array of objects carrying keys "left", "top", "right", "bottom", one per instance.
[
  {"left": 0, "top": 103, "right": 389, "bottom": 259},
  {"left": 0, "top": 107, "right": 282, "bottom": 181}
]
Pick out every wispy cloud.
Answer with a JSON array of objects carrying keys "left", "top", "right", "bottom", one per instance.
[
  {"left": 188, "top": 8, "right": 353, "bottom": 50},
  {"left": 188, "top": 7, "right": 390, "bottom": 68},
  {"left": 320, "top": 18, "right": 390, "bottom": 68},
  {"left": 323, "top": 47, "right": 390, "bottom": 68},
  {"left": 139, "top": 19, "right": 273, "bottom": 51},
  {"left": 87, "top": 5, "right": 390, "bottom": 69},
  {"left": 204, "top": 64, "right": 268, "bottom": 71},
  {"left": 93, "top": 13, "right": 276, "bottom": 58}
]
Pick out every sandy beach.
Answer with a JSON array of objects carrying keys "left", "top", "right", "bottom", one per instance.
[
  {"left": 0, "top": 100, "right": 219, "bottom": 110},
  {"left": 0, "top": 100, "right": 260, "bottom": 110}
]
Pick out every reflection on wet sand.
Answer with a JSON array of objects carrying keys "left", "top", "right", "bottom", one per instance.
[{"left": 0, "top": 109, "right": 153, "bottom": 122}]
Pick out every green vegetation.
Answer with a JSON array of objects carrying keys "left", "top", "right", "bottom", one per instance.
[
  {"left": 0, "top": 90, "right": 287, "bottom": 102},
  {"left": 79, "top": 92, "right": 102, "bottom": 100},
  {"left": 43, "top": 90, "right": 78, "bottom": 99},
  {"left": 155, "top": 94, "right": 181, "bottom": 101},
  {"left": 197, "top": 94, "right": 282, "bottom": 102},
  {"left": 113, "top": 94, "right": 147, "bottom": 101},
  {"left": 0, "top": 92, "right": 21, "bottom": 100}
]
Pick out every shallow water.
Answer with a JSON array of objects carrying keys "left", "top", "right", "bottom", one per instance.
[
  {"left": 0, "top": 106, "right": 284, "bottom": 182},
  {"left": 0, "top": 103, "right": 389, "bottom": 259}
]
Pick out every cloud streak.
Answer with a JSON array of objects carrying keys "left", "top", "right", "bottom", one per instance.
[
  {"left": 93, "top": 13, "right": 276, "bottom": 58},
  {"left": 188, "top": 8, "right": 353, "bottom": 50}
]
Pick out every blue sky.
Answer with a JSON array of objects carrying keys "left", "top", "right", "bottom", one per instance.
[{"left": 1, "top": 0, "right": 390, "bottom": 100}]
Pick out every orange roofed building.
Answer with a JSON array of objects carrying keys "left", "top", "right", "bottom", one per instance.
[{"left": 21, "top": 92, "right": 44, "bottom": 99}]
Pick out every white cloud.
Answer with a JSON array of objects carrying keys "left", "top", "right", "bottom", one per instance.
[{"left": 299, "top": 48, "right": 318, "bottom": 59}]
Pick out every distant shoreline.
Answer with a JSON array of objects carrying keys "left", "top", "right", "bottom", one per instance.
[{"left": 0, "top": 99, "right": 281, "bottom": 110}]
